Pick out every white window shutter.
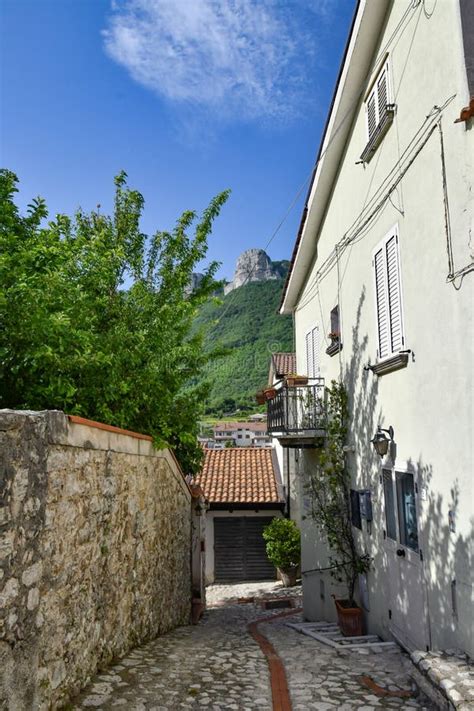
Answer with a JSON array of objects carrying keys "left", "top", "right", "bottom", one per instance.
[
  {"left": 305, "top": 331, "right": 313, "bottom": 378},
  {"left": 377, "top": 68, "right": 388, "bottom": 119},
  {"left": 386, "top": 234, "right": 404, "bottom": 352},
  {"left": 374, "top": 247, "right": 389, "bottom": 359},
  {"left": 373, "top": 228, "right": 405, "bottom": 360},
  {"left": 305, "top": 326, "right": 320, "bottom": 378},
  {"left": 312, "top": 326, "right": 320, "bottom": 377},
  {"left": 367, "top": 93, "right": 377, "bottom": 139}
]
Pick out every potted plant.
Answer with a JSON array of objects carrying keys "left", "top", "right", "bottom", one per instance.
[
  {"left": 256, "top": 390, "right": 266, "bottom": 405},
  {"left": 306, "top": 381, "right": 370, "bottom": 636},
  {"left": 191, "top": 591, "right": 204, "bottom": 624},
  {"left": 262, "top": 518, "right": 301, "bottom": 587},
  {"left": 285, "top": 373, "right": 309, "bottom": 387},
  {"left": 264, "top": 386, "right": 277, "bottom": 401}
]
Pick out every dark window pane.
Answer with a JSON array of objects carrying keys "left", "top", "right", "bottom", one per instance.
[
  {"left": 330, "top": 305, "right": 340, "bottom": 335},
  {"left": 383, "top": 469, "right": 397, "bottom": 540},
  {"left": 350, "top": 489, "right": 362, "bottom": 529},
  {"left": 396, "top": 472, "right": 419, "bottom": 552}
]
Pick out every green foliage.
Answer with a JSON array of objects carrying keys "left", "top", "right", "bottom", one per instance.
[
  {"left": 262, "top": 517, "right": 301, "bottom": 570},
  {"left": 0, "top": 169, "right": 229, "bottom": 474},
  {"left": 193, "top": 279, "right": 293, "bottom": 415},
  {"left": 306, "top": 381, "right": 370, "bottom": 603}
]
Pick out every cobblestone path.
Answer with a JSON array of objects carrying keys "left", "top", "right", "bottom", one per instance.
[{"left": 71, "top": 584, "right": 433, "bottom": 710}]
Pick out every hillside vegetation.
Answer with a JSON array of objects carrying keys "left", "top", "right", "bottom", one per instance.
[{"left": 194, "top": 278, "right": 293, "bottom": 415}]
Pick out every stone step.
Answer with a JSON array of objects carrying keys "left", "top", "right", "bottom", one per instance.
[{"left": 286, "top": 621, "right": 400, "bottom": 653}]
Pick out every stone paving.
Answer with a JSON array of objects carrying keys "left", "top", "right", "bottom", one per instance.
[
  {"left": 264, "top": 613, "right": 434, "bottom": 710},
  {"left": 410, "top": 649, "right": 474, "bottom": 709},
  {"left": 70, "top": 583, "right": 434, "bottom": 711}
]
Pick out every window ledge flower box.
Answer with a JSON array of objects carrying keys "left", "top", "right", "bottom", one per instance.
[
  {"left": 368, "top": 351, "right": 409, "bottom": 377},
  {"left": 285, "top": 375, "right": 309, "bottom": 387},
  {"left": 326, "top": 333, "right": 342, "bottom": 357}
]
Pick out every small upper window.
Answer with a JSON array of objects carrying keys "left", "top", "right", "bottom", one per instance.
[
  {"left": 361, "top": 59, "right": 395, "bottom": 162},
  {"left": 366, "top": 61, "right": 390, "bottom": 140},
  {"left": 330, "top": 305, "right": 340, "bottom": 338}
]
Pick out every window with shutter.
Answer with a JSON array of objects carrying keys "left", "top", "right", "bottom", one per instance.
[
  {"left": 305, "top": 325, "right": 320, "bottom": 378},
  {"left": 365, "top": 60, "right": 391, "bottom": 142},
  {"left": 372, "top": 227, "right": 405, "bottom": 361}
]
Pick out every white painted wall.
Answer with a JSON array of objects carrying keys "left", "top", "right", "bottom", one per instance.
[{"left": 292, "top": 1, "right": 473, "bottom": 656}]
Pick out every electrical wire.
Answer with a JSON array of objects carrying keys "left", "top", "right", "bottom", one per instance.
[
  {"left": 294, "top": 96, "right": 456, "bottom": 312},
  {"left": 213, "top": 0, "right": 422, "bottom": 326}
]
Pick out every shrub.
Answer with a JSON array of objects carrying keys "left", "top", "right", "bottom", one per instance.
[{"left": 262, "top": 518, "right": 301, "bottom": 570}]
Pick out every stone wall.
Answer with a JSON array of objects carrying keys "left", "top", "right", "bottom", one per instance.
[{"left": 0, "top": 410, "right": 192, "bottom": 710}]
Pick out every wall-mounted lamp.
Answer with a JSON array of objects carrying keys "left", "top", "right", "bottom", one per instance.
[{"left": 371, "top": 426, "right": 394, "bottom": 457}]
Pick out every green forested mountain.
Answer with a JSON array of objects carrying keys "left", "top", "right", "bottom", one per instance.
[{"left": 194, "top": 277, "right": 293, "bottom": 415}]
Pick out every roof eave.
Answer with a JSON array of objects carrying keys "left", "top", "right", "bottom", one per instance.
[{"left": 280, "top": 0, "right": 391, "bottom": 315}]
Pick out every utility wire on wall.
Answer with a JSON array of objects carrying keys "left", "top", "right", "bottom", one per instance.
[
  {"left": 295, "top": 95, "right": 457, "bottom": 313},
  {"left": 212, "top": 0, "right": 423, "bottom": 326}
]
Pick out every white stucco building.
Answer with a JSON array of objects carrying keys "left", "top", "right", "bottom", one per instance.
[
  {"left": 213, "top": 421, "right": 272, "bottom": 448},
  {"left": 270, "top": 0, "right": 473, "bottom": 657}
]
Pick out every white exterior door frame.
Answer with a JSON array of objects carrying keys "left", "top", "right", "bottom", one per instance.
[{"left": 380, "top": 457, "right": 429, "bottom": 651}]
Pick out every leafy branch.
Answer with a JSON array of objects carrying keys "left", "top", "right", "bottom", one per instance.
[{"left": 306, "top": 380, "right": 370, "bottom": 603}]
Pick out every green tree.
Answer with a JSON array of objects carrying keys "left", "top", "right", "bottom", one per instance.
[
  {"left": 0, "top": 169, "right": 229, "bottom": 474},
  {"left": 306, "top": 381, "right": 370, "bottom": 602}
]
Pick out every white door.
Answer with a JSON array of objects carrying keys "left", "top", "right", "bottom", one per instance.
[{"left": 382, "top": 467, "right": 429, "bottom": 651}]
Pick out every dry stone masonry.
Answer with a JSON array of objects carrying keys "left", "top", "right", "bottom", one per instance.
[{"left": 0, "top": 410, "right": 192, "bottom": 710}]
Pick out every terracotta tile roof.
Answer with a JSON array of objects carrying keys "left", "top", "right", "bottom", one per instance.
[
  {"left": 214, "top": 421, "right": 268, "bottom": 432},
  {"left": 272, "top": 353, "right": 296, "bottom": 378},
  {"left": 196, "top": 448, "right": 283, "bottom": 504}
]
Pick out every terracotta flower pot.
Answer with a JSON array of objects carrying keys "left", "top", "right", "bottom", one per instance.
[
  {"left": 264, "top": 387, "right": 277, "bottom": 401},
  {"left": 191, "top": 597, "right": 204, "bottom": 625},
  {"left": 333, "top": 597, "right": 363, "bottom": 636},
  {"left": 278, "top": 566, "right": 298, "bottom": 587},
  {"left": 285, "top": 375, "right": 308, "bottom": 387},
  {"left": 256, "top": 391, "right": 266, "bottom": 405}
]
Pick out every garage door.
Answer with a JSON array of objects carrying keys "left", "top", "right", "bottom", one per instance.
[{"left": 214, "top": 517, "right": 276, "bottom": 583}]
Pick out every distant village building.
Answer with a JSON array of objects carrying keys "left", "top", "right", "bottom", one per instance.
[{"left": 213, "top": 421, "right": 272, "bottom": 448}]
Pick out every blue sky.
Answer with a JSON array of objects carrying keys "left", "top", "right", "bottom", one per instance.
[{"left": 1, "top": 0, "right": 355, "bottom": 281}]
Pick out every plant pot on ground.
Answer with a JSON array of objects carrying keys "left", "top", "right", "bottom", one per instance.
[
  {"left": 278, "top": 566, "right": 299, "bottom": 587},
  {"left": 262, "top": 518, "right": 301, "bottom": 588},
  {"left": 332, "top": 595, "right": 363, "bottom": 636},
  {"left": 191, "top": 595, "right": 204, "bottom": 624}
]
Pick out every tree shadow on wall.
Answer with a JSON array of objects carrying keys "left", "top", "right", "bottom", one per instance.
[{"left": 340, "top": 287, "right": 473, "bottom": 654}]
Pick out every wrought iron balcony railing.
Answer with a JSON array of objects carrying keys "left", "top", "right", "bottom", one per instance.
[{"left": 267, "top": 379, "right": 327, "bottom": 445}]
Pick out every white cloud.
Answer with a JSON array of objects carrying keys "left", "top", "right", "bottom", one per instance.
[{"left": 103, "top": 0, "right": 329, "bottom": 123}]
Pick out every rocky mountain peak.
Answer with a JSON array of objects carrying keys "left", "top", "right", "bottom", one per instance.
[{"left": 224, "top": 249, "right": 281, "bottom": 294}]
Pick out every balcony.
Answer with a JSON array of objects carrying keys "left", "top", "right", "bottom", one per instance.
[{"left": 267, "top": 379, "right": 327, "bottom": 448}]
